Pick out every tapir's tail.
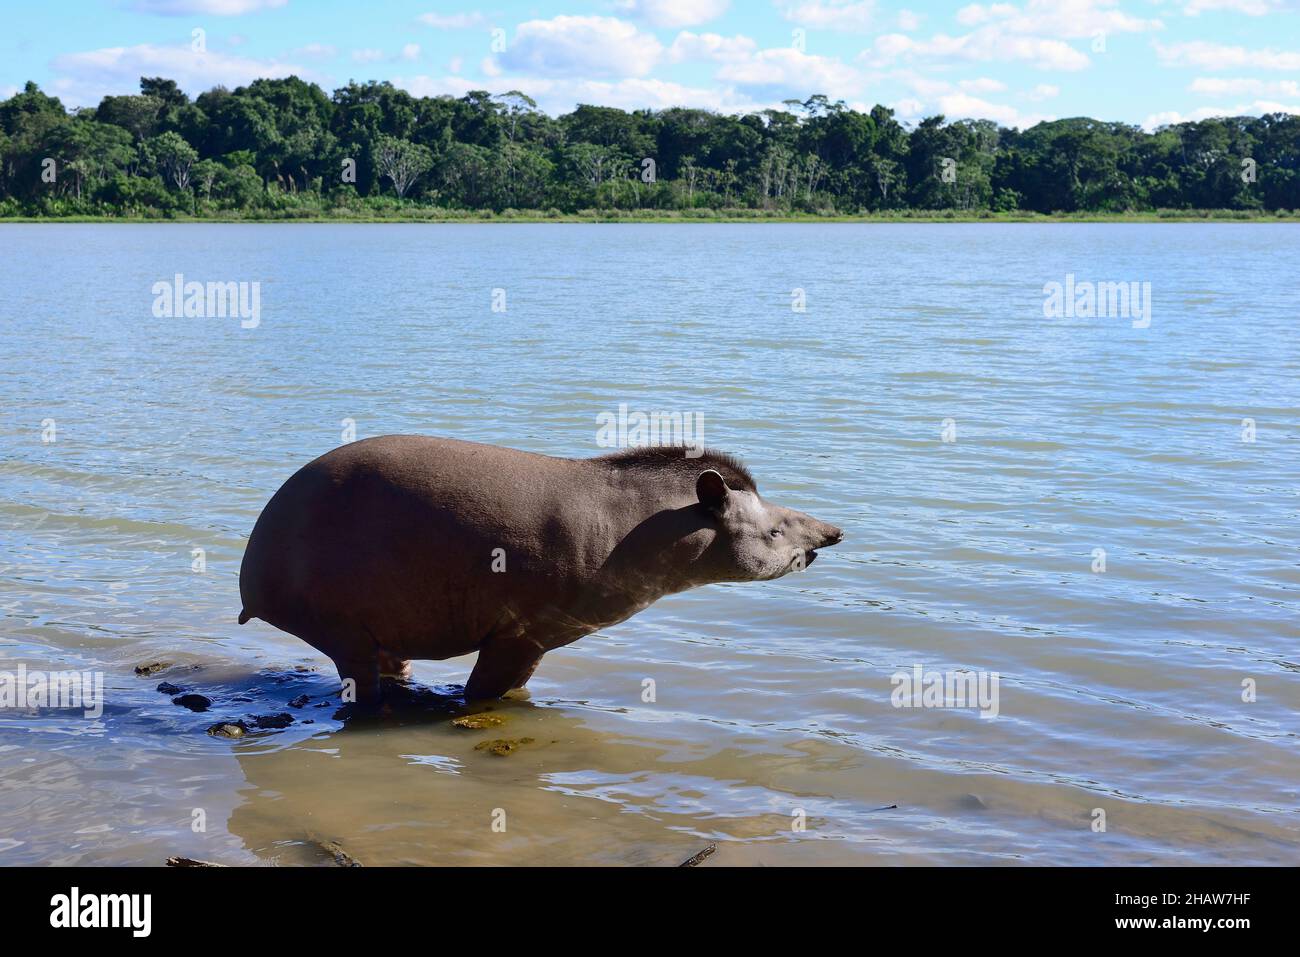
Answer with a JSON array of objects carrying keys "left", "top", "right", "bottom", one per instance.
[{"left": 238, "top": 608, "right": 251, "bottom": 625}]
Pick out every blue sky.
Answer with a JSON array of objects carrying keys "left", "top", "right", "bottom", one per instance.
[{"left": 3, "top": 0, "right": 1298, "bottom": 130}]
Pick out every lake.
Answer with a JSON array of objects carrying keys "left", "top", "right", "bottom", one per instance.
[{"left": 1, "top": 222, "right": 1297, "bottom": 866}]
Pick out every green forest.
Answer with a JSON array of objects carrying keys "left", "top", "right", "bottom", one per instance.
[{"left": 2, "top": 76, "right": 1297, "bottom": 220}]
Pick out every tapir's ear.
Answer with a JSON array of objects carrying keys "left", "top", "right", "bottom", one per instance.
[{"left": 696, "top": 469, "right": 730, "bottom": 511}]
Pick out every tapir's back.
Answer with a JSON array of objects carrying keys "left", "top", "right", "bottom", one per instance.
[{"left": 238, "top": 435, "right": 589, "bottom": 660}]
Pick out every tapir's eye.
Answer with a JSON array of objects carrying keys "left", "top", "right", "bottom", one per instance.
[{"left": 769, "top": 528, "right": 783, "bottom": 539}]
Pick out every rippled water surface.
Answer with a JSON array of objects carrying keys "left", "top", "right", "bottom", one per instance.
[{"left": 1, "top": 223, "right": 1297, "bottom": 866}]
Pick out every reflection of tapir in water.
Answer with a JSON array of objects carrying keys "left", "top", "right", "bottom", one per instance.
[
  {"left": 222, "top": 688, "right": 685, "bottom": 867},
  {"left": 238, "top": 435, "right": 843, "bottom": 704}
]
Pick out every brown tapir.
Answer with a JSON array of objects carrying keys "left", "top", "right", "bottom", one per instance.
[{"left": 238, "top": 435, "right": 843, "bottom": 703}]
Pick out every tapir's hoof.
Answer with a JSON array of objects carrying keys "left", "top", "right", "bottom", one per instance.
[{"left": 377, "top": 652, "right": 412, "bottom": 681}]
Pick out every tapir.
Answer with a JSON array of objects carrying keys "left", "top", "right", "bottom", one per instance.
[{"left": 238, "top": 435, "right": 843, "bottom": 703}]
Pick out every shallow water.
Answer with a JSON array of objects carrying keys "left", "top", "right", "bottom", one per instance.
[{"left": 1, "top": 222, "right": 1297, "bottom": 866}]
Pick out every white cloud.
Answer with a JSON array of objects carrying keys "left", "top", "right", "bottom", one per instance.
[
  {"left": 875, "top": 1, "right": 1160, "bottom": 72},
  {"left": 49, "top": 43, "right": 312, "bottom": 106},
  {"left": 717, "top": 47, "right": 861, "bottom": 94},
  {"left": 668, "top": 31, "right": 757, "bottom": 63},
  {"left": 893, "top": 96, "right": 925, "bottom": 117},
  {"left": 1155, "top": 40, "right": 1300, "bottom": 71},
  {"left": 960, "top": 76, "right": 1006, "bottom": 93},
  {"left": 776, "top": 0, "right": 877, "bottom": 32},
  {"left": 1028, "top": 82, "right": 1060, "bottom": 100},
  {"left": 131, "top": 0, "right": 286, "bottom": 14},
  {"left": 954, "top": 0, "right": 1161, "bottom": 38},
  {"left": 481, "top": 56, "right": 502, "bottom": 78},
  {"left": 1142, "top": 108, "right": 1205, "bottom": 129},
  {"left": 617, "top": 0, "right": 731, "bottom": 28},
  {"left": 395, "top": 75, "right": 478, "bottom": 99},
  {"left": 956, "top": 3, "right": 1016, "bottom": 25},
  {"left": 1190, "top": 77, "right": 1300, "bottom": 97},
  {"left": 528, "top": 77, "right": 762, "bottom": 113},
  {"left": 356, "top": 46, "right": 432, "bottom": 68},
  {"left": 934, "top": 91, "right": 1050, "bottom": 127},
  {"left": 903, "top": 74, "right": 955, "bottom": 99},
  {"left": 1143, "top": 100, "right": 1300, "bottom": 130},
  {"left": 396, "top": 73, "right": 769, "bottom": 116},
  {"left": 894, "top": 73, "right": 1051, "bottom": 127},
  {"left": 500, "top": 16, "right": 663, "bottom": 78},
  {"left": 1182, "top": 0, "right": 1280, "bottom": 14},
  {"left": 293, "top": 43, "right": 336, "bottom": 59},
  {"left": 418, "top": 11, "right": 489, "bottom": 29},
  {"left": 896, "top": 8, "right": 923, "bottom": 30},
  {"left": 872, "top": 30, "right": 1091, "bottom": 70}
]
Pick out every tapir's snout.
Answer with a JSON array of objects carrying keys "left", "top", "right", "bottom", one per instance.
[
  {"left": 796, "top": 518, "right": 843, "bottom": 570},
  {"left": 808, "top": 518, "right": 843, "bottom": 551}
]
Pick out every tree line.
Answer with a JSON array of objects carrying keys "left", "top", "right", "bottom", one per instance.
[{"left": 1, "top": 77, "right": 1297, "bottom": 218}]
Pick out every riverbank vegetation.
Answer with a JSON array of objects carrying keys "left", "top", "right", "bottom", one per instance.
[{"left": 1, "top": 78, "right": 1297, "bottom": 220}]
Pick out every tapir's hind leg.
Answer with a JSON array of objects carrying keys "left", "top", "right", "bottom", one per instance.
[{"left": 465, "top": 638, "right": 544, "bottom": 700}]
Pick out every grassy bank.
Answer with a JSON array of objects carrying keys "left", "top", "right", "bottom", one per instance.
[{"left": 2, "top": 207, "right": 1296, "bottom": 224}]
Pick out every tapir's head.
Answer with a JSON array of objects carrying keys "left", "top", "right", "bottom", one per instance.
[{"left": 693, "top": 469, "right": 843, "bottom": 582}]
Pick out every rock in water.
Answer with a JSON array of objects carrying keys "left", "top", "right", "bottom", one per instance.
[
  {"left": 206, "top": 722, "right": 248, "bottom": 738},
  {"left": 172, "top": 693, "right": 212, "bottom": 712}
]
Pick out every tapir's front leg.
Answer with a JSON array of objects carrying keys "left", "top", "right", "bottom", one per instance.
[
  {"left": 332, "top": 653, "right": 381, "bottom": 706},
  {"left": 465, "top": 634, "right": 546, "bottom": 700}
]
